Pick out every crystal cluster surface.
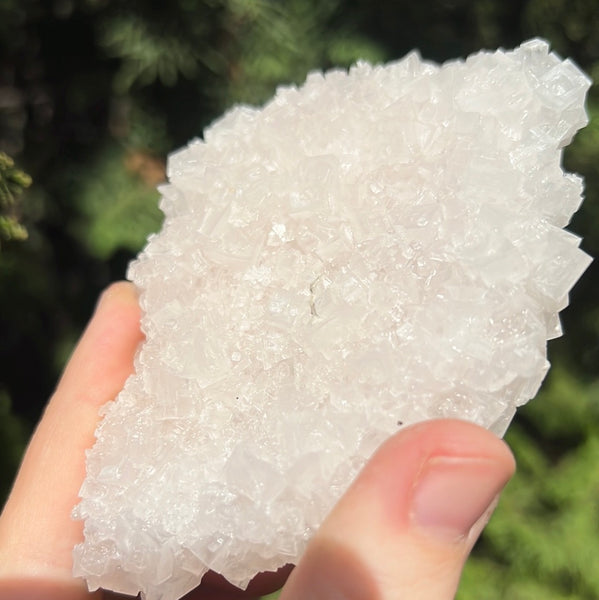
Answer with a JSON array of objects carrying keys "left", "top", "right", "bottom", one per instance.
[{"left": 73, "top": 39, "right": 591, "bottom": 600}]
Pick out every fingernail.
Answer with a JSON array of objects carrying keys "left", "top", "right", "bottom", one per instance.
[
  {"left": 411, "top": 456, "right": 510, "bottom": 542},
  {"left": 95, "top": 282, "right": 138, "bottom": 314}
]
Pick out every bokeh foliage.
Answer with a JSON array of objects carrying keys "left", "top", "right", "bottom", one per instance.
[
  {"left": 0, "top": 152, "right": 30, "bottom": 245},
  {"left": 0, "top": 0, "right": 597, "bottom": 596}
]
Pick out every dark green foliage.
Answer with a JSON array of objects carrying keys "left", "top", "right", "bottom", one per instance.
[
  {"left": 459, "top": 369, "right": 599, "bottom": 599},
  {"left": 0, "top": 152, "right": 30, "bottom": 245},
  {"left": 0, "top": 390, "right": 29, "bottom": 503},
  {"left": 69, "top": 146, "right": 163, "bottom": 259},
  {"left": 0, "top": 1, "right": 598, "bottom": 596}
]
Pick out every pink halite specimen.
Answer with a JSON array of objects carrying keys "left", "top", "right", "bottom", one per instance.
[{"left": 73, "top": 39, "right": 591, "bottom": 600}]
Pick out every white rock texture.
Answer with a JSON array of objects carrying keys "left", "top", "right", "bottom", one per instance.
[{"left": 73, "top": 39, "right": 591, "bottom": 600}]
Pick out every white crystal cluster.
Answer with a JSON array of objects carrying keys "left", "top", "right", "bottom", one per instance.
[{"left": 73, "top": 39, "right": 591, "bottom": 600}]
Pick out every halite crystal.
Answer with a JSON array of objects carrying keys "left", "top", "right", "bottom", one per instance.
[{"left": 73, "top": 39, "right": 592, "bottom": 600}]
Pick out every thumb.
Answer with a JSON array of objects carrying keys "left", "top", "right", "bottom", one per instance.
[{"left": 279, "top": 419, "right": 515, "bottom": 600}]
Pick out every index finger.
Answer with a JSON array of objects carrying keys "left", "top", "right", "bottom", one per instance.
[{"left": 0, "top": 282, "right": 143, "bottom": 587}]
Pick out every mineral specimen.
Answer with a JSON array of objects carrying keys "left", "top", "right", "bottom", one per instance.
[{"left": 73, "top": 39, "right": 591, "bottom": 600}]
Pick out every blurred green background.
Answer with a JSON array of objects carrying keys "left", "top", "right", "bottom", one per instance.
[{"left": 1, "top": 0, "right": 598, "bottom": 597}]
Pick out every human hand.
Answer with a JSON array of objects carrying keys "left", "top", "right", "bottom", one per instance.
[{"left": 0, "top": 282, "right": 515, "bottom": 600}]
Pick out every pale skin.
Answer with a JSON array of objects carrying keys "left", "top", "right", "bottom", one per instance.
[{"left": 0, "top": 282, "right": 515, "bottom": 600}]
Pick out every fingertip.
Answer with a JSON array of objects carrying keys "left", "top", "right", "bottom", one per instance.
[
  {"left": 281, "top": 419, "right": 515, "bottom": 600},
  {"left": 94, "top": 281, "right": 140, "bottom": 317},
  {"left": 52, "top": 281, "right": 143, "bottom": 414},
  {"left": 381, "top": 418, "right": 515, "bottom": 465},
  {"left": 343, "top": 419, "right": 514, "bottom": 534}
]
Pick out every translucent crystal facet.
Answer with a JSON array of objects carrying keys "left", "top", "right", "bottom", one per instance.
[{"left": 73, "top": 39, "right": 592, "bottom": 600}]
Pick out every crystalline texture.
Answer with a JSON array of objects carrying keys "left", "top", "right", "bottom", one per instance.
[{"left": 73, "top": 39, "right": 592, "bottom": 600}]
